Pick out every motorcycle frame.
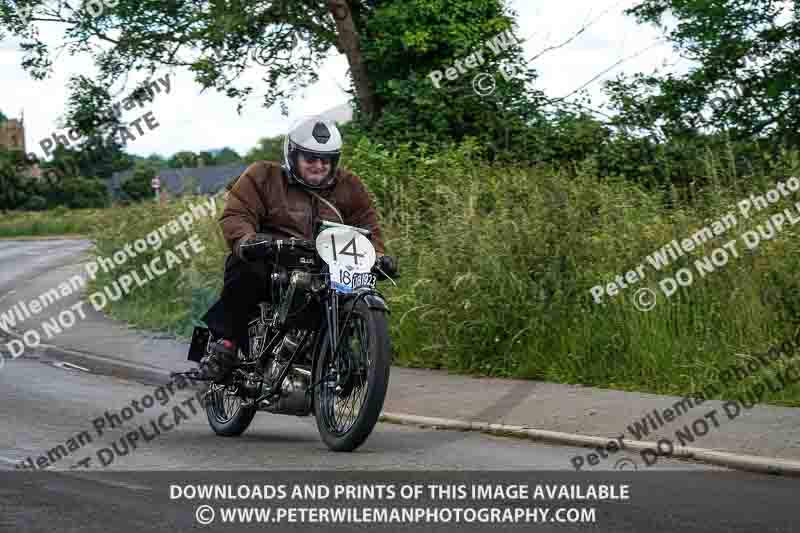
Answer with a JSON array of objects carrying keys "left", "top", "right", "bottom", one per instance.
[{"left": 249, "top": 260, "right": 389, "bottom": 411}]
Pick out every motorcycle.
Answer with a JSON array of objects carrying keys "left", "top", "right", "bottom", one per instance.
[{"left": 183, "top": 220, "right": 397, "bottom": 452}]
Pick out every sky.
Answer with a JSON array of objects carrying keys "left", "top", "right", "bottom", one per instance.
[{"left": 0, "top": 0, "right": 686, "bottom": 161}]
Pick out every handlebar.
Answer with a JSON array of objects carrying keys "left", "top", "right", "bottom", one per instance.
[
  {"left": 272, "top": 238, "right": 316, "bottom": 252},
  {"left": 269, "top": 238, "right": 398, "bottom": 279}
]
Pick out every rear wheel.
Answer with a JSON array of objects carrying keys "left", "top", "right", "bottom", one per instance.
[
  {"left": 205, "top": 351, "right": 257, "bottom": 436},
  {"left": 314, "top": 299, "right": 391, "bottom": 452}
]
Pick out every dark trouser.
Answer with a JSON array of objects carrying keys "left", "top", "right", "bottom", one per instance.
[{"left": 201, "top": 254, "right": 272, "bottom": 351}]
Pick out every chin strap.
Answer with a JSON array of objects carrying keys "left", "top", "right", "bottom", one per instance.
[{"left": 306, "top": 189, "right": 344, "bottom": 223}]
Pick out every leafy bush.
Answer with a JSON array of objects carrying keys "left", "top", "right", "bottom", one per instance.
[
  {"left": 120, "top": 162, "right": 159, "bottom": 202},
  {"left": 59, "top": 177, "right": 109, "bottom": 208},
  {"left": 22, "top": 195, "right": 48, "bottom": 211}
]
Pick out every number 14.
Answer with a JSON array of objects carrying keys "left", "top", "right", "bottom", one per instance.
[{"left": 330, "top": 234, "right": 366, "bottom": 265}]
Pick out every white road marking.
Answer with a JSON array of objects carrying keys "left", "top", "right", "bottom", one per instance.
[
  {"left": 51, "top": 361, "right": 91, "bottom": 373},
  {"left": 0, "top": 454, "right": 50, "bottom": 469},
  {"left": 0, "top": 290, "right": 17, "bottom": 304}
]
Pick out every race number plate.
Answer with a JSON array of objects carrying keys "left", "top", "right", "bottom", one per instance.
[{"left": 316, "top": 226, "right": 377, "bottom": 294}]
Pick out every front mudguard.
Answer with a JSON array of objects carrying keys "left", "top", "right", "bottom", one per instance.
[{"left": 342, "top": 288, "right": 391, "bottom": 314}]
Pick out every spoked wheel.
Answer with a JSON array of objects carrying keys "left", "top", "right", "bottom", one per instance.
[
  {"left": 205, "top": 370, "right": 257, "bottom": 436},
  {"left": 314, "top": 298, "right": 391, "bottom": 452}
]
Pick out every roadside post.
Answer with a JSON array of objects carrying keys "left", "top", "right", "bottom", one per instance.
[{"left": 151, "top": 176, "right": 161, "bottom": 203}]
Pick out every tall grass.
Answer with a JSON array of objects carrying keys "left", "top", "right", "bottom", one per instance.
[
  {"left": 11, "top": 141, "right": 800, "bottom": 405},
  {"left": 347, "top": 138, "right": 800, "bottom": 405},
  {"left": 0, "top": 206, "right": 103, "bottom": 237},
  {"left": 82, "top": 196, "right": 228, "bottom": 339}
]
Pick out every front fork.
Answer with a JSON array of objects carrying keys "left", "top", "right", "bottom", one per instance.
[
  {"left": 327, "top": 290, "right": 340, "bottom": 366},
  {"left": 309, "top": 291, "right": 340, "bottom": 396},
  {"left": 311, "top": 288, "right": 385, "bottom": 396}
]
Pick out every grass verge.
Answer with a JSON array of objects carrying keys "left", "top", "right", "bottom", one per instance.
[{"left": 15, "top": 145, "right": 800, "bottom": 407}]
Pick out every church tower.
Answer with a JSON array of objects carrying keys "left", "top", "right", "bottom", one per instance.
[{"left": 0, "top": 112, "right": 26, "bottom": 153}]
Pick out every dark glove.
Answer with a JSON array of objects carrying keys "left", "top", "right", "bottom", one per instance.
[
  {"left": 372, "top": 255, "right": 398, "bottom": 278},
  {"left": 237, "top": 233, "right": 274, "bottom": 262}
]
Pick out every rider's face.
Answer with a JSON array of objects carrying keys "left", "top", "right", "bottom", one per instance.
[{"left": 298, "top": 153, "right": 332, "bottom": 185}]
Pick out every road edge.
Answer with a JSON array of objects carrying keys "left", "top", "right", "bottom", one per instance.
[
  {"left": 379, "top": 413, "right": 800, "bottom": 477},
  {"left": 4, "top": 325, "right": 800, "bottom": 477}
]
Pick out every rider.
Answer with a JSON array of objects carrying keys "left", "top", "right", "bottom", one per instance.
[{"left": 197, "top": 116, "right": 395, "bottom": 381}]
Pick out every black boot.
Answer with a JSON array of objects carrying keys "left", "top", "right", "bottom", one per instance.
[{"left": 198, "top": 338, "right": 239, "bottom": 382}]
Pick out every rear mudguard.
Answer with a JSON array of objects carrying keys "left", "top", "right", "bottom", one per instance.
[{"left": 187, "top": 326, "right": 210, "bottom": 362}]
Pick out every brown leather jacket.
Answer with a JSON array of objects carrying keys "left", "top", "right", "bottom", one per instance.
[{"left": 220, "top": 161, "right": 386, "bottom": 259}]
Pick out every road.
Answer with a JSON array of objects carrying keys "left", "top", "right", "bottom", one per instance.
[{"left": 0, "top": 238, "right": 795, "bottom": 532}]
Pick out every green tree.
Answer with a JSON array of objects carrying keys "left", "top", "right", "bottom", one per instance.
[
  {"left": 0, "top": 0, "right": 539, "bottom": 142},
  {"left": 168, "top": 151, "right": 199, "bottom": 169},
  {"left": 214, "top": 147, "right": 242, "bottom": 165},
  {"left": 197, "top": 151, "right": 215, "bottom": 167},
  {"left": 349, "top": 0, "right": 541, "bottom": 150},
  {"left": 59, "top": 75, "right": 134, "bottom": 180},
  {"left": 121, "top": 161, "right": 160, "bottom": 202},
  {"left": 0, "top": 147, "right": 31, "bottom": 210},
  {"left": 0, "top": 109, "right": 7, "bottom": 124},
  {"left": 0, "top": 1, "right": 380, "bottom": 119},
  {"left": 41, "top": 144, "right": 83, "bottom": 185},
  {"left": 27, "top": 144, "right": 111, "bottom": 208},
  {"left": 608, "top": 0, "right": 800, "bottom": 145},
  {"left": 146, "top": 153, "right": 168, "bottom": 166},
  {"left": 59, "top": 177, "right": 109, "bottom": 208},
  {"left": 245, "top": 136, "right": 284, "bottom": 163}
]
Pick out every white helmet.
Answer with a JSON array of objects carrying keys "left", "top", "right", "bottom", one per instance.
[{"left": 283, "top": 117, "right": 343, "bottom": 189}]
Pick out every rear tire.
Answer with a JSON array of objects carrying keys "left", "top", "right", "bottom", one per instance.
[
  {"left": 314, "top": 299, "right": 391, "bottom": 452},
  {"left": 204, "top": 351, "right": 257, "bottom": 436}
]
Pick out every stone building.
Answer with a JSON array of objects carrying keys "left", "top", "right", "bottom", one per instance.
[
  {"left": 0, "top": 115, "right": 43, "bottom": 179},
  {"left": 0, "top": 117, "right": 26, "bottom": 153}
]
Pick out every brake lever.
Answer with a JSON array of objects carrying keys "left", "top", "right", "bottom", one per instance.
[{"left": 372, "top": 265, "right": 398, "bottom": 287}]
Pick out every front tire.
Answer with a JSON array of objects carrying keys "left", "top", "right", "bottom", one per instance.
[{"left": 314, "top": 299, "right": 391, "bottom": 452}]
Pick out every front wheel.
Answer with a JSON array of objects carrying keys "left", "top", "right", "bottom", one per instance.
[{"left": 314, "top": 299, "right": 391, "bottom": 452}]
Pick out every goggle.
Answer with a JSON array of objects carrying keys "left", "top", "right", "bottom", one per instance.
[{"left": 300, "top": 152, "right": 336, "bottom": 165}]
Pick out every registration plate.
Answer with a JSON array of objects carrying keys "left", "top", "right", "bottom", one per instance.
[{"left": 332, "top": 269, "right": 376, "bottom": 294}]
